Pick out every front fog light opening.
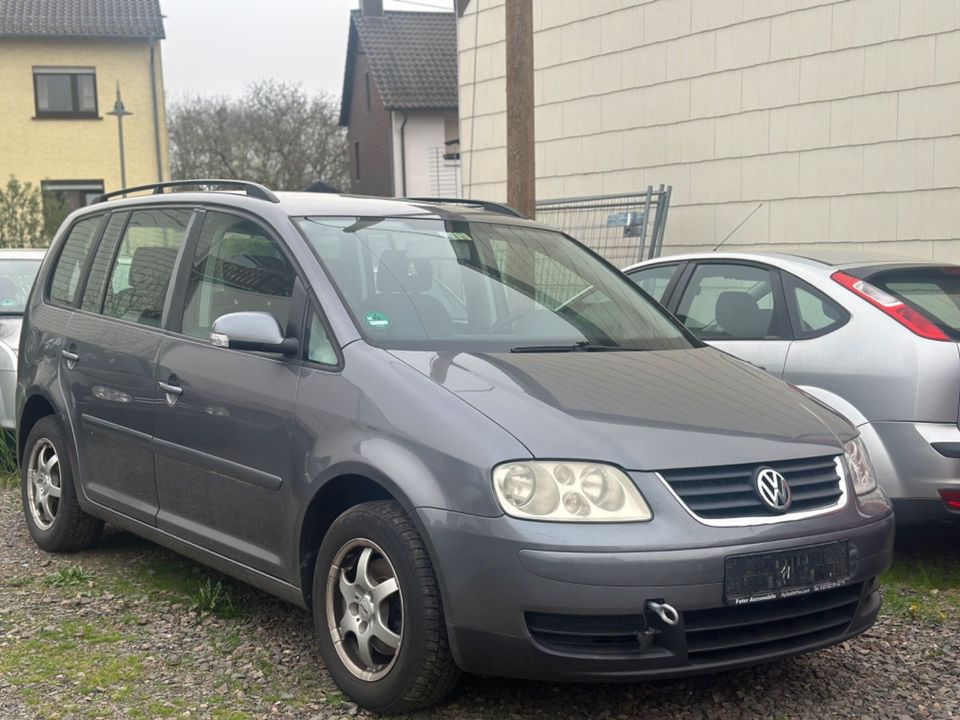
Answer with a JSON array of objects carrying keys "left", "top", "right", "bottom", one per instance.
[{"left": 493, "top": 461, "right": 652, "bottom": 522}]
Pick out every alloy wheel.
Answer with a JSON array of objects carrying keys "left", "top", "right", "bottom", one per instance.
[
  {"left": 27, "top": 438, "right": 61, "bottom": 531},
  {"left": 326, "top": 538, "right": 403, "bottom": 681}
]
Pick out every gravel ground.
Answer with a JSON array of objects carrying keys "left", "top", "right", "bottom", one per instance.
[{"left": 1, "top": 486, "right": 958, "bottom": 720}]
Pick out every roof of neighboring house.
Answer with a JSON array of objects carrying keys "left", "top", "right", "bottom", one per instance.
[
  {"left": 340, "top": 9, "right": 457, "bottom": 125},
  {"left": 0, "top": 0, "right": 165, "bottom": 38}
]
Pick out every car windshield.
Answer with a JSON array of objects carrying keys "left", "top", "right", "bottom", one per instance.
[
  {"left": 0, "top": 258, "right": 42, "bottom": 314},
  {"left": 295, "top": 217, "right": 694, "bottom": 352},
  {"left": 868, "top": 265, "right": 960, "bottom": 339}
]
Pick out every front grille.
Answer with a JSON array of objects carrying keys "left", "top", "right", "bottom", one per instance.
[
  {"left": 684, "top": 583, "right": 862, "bottom": 665},
  {"left": 660, "top": 455, "right": 843, "bottom": 520}
]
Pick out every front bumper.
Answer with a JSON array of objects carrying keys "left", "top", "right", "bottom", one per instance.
[{"left": 418, "top": 506, "right": 894, "bottom": 681}]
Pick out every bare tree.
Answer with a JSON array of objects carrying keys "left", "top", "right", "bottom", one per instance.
[{"left": 168, "top": 81, "right": 350, "bottom": 191}]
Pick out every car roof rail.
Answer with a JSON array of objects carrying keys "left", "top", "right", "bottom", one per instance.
[
  {"left": 402, "top": 197, "right": 527, "bottom": 219},
  {"left": 94, "top": 179, "right": 280, "bottom": 204}
]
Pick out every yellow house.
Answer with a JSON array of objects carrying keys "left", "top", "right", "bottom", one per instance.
[{"left": 0, "top": 0, "right": 169, "bottom": 214}]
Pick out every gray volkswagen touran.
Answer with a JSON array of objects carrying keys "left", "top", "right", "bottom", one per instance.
[{"left": 18, "top": 181, "right": 894, "bottom": 713}]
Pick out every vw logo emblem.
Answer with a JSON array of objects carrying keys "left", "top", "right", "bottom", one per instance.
[{"left": 754, "top": 467, "right": 792, "bottom": 512}]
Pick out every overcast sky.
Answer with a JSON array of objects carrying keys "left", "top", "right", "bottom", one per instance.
[{"left": 160, "top": 0, "right": 455, "bottom": 102}]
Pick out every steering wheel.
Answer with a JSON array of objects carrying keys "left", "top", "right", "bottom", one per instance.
[{"left": 489, "top": 308, "right": 542, "bottom": 333}]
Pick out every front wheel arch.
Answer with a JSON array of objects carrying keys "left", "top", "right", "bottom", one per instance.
[{"left": 298, "top": 473, "right": 395, "bottom": 607}]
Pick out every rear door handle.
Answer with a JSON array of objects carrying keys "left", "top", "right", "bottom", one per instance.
[
  {"left": 158, "top": 381, "right": 183, "bottom": 396},
  {"left": 61, "top": 349, "right": 79, "bottom": 369}
]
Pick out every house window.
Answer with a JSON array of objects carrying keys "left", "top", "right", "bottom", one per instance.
[
  {"left": 364, "top": 72, "right": 372, "bottom": 113},
  {"left": 41, "top": 180, "right": 104, "bottom": 212},
  {"left": 34, "top": 67, "right": 98, "bottom": 118},
  {"left": 354, "top": 142, "right": 361, "bottom": 179}
]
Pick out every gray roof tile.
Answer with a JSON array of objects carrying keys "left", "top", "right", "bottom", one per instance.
[
  {"left": 341, "top": 9, "right": 457, "bottom": 123},
  {"left": 0, "top": 0, "right": 164, "bottom": 38}
]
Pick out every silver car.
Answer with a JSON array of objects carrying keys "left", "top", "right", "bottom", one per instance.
[
  {"left": 625, "top": 251, "right": 960, "bottom": 524},
  {"left": 0, "top": 249, "right": 44, "bottom": 429}
]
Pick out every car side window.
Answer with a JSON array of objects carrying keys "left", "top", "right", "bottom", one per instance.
[
  {"left": 626, "top": 264, "right": 679, "bottom": 303},
  {"left": 782, "top": 272, "right": 848, "bottom": 338},
  {"left": 102, "top": 208, "right": 192, "bottom": 327},
  {"left": 305, "top": 308, "right": 338, "bottom": 366},
  {"left": 181, "top": 211, "right": 295, "bottom": 341},
  {"left": 48, "top": 215, "right": 103, "bottom": 306},
  {"left": 80, "top": 212, "right": 128, "bottom": 312},
  {"left": 676, "top": 263, "right": 785, "bottom": 340}
]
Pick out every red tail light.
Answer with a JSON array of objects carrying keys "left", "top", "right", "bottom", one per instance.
[
  {"left": 831, "top": 271, "right": 950, "bottom": 341},
  {"left": 939, "top": 489, "right": 960, "bottom": 511}
]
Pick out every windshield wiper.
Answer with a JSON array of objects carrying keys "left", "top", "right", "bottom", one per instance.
[{"left": 510, "top": 341, "right": 624, "bottom": 353}]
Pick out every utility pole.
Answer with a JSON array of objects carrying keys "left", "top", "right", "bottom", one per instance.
[
  {"left": 107, "top": 83, "right": 133, "bottom": 188},
  {"left": 505, "top": 0, "right": 535, "bottom": 218}
]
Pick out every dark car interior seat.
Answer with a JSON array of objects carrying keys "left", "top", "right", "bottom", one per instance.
[
  {"left": 207, "top": 252, "right": 294, "bottom": 329},
  {"left": 105, "top": 246, "right": 180, "bottom": 327},
  {"left": 714, "top": 290, "right": 774, "bottom": 339},
  {"left": 361, "top": 250, "right": 455, "bottom": 337}
]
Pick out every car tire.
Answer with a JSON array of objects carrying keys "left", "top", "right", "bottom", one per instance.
[
  {"left": 313, "top": 500, "right": 460, "bottom": 713},
  {"left": 21, "top": 415, "right": 103, "bottom": 552}
]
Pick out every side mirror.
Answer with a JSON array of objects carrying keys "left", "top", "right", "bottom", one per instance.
[{"left": 211, "top": 311, "right": 299, "bottom": 355}]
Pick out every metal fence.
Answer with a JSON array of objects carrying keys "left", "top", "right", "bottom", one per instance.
[
  {"left": 428, "top": 147, "right": 462, "bottom": 197},
  {"left": 535, "top": 185, "right": 672, "bottom": 268}
]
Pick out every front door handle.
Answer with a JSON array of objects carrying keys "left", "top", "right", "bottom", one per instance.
[
  {"left": 158, "top": 381, "right": 183, "bottom": 396},
  {"left": 158, "top": 381, "right": 183, "bottom": 406},
  {"left": 61, "top": 349, "right": 79, "bottom": 369}
]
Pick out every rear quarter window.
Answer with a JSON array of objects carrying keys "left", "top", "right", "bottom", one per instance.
[
  {"left": 782, "top": 273, "right": 849, "bottom": 339},
  {"left": 48, "top": 215, "right": 104, "bottom": 306}
]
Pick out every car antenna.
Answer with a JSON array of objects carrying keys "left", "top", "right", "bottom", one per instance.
[{"left": 713, "top": 202, "right": 764, "bottom": 251}]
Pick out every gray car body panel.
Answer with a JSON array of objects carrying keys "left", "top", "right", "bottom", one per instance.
[
  {"left": 390, "top": 347, "right": 854, "bottom": 470},
  {"left": 625, "top": 250, "right": 960, "bottom": 517},
  {"left": 18, "top": 195, "right": 894, "bottom": 682}
]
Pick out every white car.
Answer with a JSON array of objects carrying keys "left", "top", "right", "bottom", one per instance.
[{"left": 0, "top": 249, "right": 45, "bottom": 428}]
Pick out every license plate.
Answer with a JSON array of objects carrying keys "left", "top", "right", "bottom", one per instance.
[{"left": 724, "top": 541, "right": 850, "bottom": 605}]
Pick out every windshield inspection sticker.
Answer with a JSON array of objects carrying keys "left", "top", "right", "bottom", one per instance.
[{"left": 364, "top": 311, "right": 391, "bottom": 329}]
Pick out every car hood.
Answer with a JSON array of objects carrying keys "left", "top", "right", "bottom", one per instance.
[{"left": 390, "top": 346, "right": 855, "bottom": 471}]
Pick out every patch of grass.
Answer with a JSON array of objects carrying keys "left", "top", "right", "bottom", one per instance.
[
  {"left": 0, "top": 471, "right": 17, "bottom": 490},
  {"left": 99, "top": 552, "right": 250, "bottom": 623},
  {"left": 881, "top": 525, "right": 960, "bottom": 623},
  {"left": 0, "top": 620, "right": 144, "bottom": 716},
  {"left": 0, "top": 429, "right": 18, "bottom": 479},
  {"left": 213, "top": 628, "right": 244, "bottom": 654},
  {"left": 117, "top": 611, "right": 141, "bottom": 626},
  {"left": 132, "top": 553, "right": 203, "bottom": 599},
  {"left": 45, "top": 565, "right": 93, "bottom": 588},
  {"left": 322, "top": 689, "right": 347, "bottom": 707},
  {"left": 190, "top": 577, "right": 242, "bottom": 619},
  {"left": 211, "top": 710, "right": 254, "bottom": 720},
  {"left": 5, "top": 575, "right": 34, "bottom": 588}
]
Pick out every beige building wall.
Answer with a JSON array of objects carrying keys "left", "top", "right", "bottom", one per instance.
[
  {"left": 0, "top": 36, "right": 170, "bottom": 194},
  {"left": 458, "top": 0, "right": 960, "bottom": 261}
]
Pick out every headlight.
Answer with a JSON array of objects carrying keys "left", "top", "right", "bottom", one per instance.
[
  {"left": 492, "top": 461, "right": 652, "bottom": 522},
  {"left": 843, "top": 437, "right": 877, "bottom": 496}
]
